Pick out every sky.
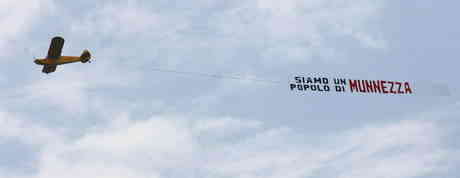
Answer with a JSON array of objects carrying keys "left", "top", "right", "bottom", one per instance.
[{"left": 1, "top": 0, "right": 460, "bottom": 177}]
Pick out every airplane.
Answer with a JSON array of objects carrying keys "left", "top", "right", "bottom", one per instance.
[{"left": 34, "top": 36, "right": 91, "bottom": 74}]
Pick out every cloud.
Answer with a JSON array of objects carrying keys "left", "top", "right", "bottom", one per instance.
[
  {"left": 0, "top": 0, "right": 54, "bottom": 57},
  {"left": 70, "top": 1, "right": 170, "bottom": 37},
  {"left": 22, "top": 75, "right": 89, "bottom": 113},
  {"left": 0, "top": 111, "right": 62, "bottom": 146},
  {"left": 10, "top": 57, "right": 143, "bottom": 115},
  {"left": 75, "top": 117, "right": 195, "bottom": 158},
  {"left": 214, "top": 0, "right": 388, "bottom": 63},
  {"left": 67, "top": 0, "right": 387, "bottom": 69},
  {"left": 3, "top": 104, "right": 455, "bottom": 178}
]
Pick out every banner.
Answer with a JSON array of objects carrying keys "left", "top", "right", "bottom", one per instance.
[{"left": 289, "top": 76, "right": 413, "bottom": 94}]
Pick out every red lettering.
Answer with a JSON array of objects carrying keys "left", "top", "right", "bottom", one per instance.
[
  {"left": 404, "top": 82, "right": 413, "bottom": 94},
  {"left": 396, "top": 82, "right": 403, "bottom": 94},
  {"left": 389, "top": 81, "right": 396, "bottom": 94},
  {"left": 365, "top": 80, "right": 374, "bottom": 93},
  {"left": 358, "top": 80, "right": 367, "bottom": 92},
  {"left": 349, "top": 80, "right": 358, "bottom": 92},
  {"left": 372, "top": 80, "right": 382, "bottom": 93},
  {"left": 381, "top": 81, "right": 389, "bottom": 94}
]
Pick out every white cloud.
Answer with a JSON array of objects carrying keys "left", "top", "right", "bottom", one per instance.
[
  {"left": 67, "top": 0, "right": 387, "bottom": 69},
  {"left": 15, "top": 59, "right": 142, "bottom": 114},
  {"left": 193, "top": 116, "right": 262, "bottom": 133},
  {"left": 326, "top": 119, "right": 447, "bottom": 178},
  {"left": 70, "top": 1, "right": 186, "bottom": 40},
  {"left": 75, "top": 117, "right": 195, "bottom": 158},
  {"left": 18, "top": 71, "right": 90, "bottom": 114},
  {"left": 0, "top": 111, "right": 62, "bottom": 146},
  {"left": 214, "top": 0, "right": 388, "bottom": 63},
  {"left": 3, "top": 108, "right": 454, "bottom": 178},
  {"left": 0, "top": 0, "right": 54, "bottom": 57}
]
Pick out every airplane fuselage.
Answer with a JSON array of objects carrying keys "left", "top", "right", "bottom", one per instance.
[{"left": 34, "top": 56, "right": 82, "bottom": 65}]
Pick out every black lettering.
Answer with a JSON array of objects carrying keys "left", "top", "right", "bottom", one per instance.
[
  {"left": 335, "top": 85, "right": 342, "bottom": 92},
  {"left": 314, "top": 78, "right": 322, "bottom": 84},
  {"left": 298, "top": 84, "right": 304, "bottom": 90},
  {"left": 303, "top": 84, "right": 309, "bottom": 90},
  {"left": 295, "top": 77, "right": 301, "bottom": 83},
  {"left": 311, "top": 85, "right": 317, "bottom": 91},
  {"left": 334, "top": 79, "right": 340, "bottom": 84}
]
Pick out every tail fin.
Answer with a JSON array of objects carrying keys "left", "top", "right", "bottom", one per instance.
[{"left": 81, "top": 49, "right": 91, "bottom": 63}]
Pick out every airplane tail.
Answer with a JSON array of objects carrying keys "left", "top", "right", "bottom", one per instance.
[{"left": 80, "top": 49, "right": 91, "bottom": 63}]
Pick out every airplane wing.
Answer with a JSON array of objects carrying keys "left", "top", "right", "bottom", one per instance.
[
  {"left": 42, "top": 64, "right": 57, "bottom": 73},
  {"left": 47, "top": 36, "right": 65, "bottom": 59}
]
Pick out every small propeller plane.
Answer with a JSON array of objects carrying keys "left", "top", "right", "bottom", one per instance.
[{"left": 34, "top": 36, "right": 91, "bottom": 73}]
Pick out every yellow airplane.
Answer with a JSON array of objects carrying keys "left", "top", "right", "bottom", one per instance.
[{"left": 34, "top": 36, "right": 91, "bottom": 73}]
